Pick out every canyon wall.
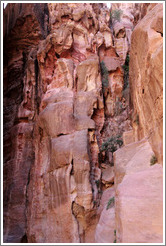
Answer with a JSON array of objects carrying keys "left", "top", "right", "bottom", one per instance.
[
  {"left": 3, "top": 4, "right": 48, "bottom": 242},
  {"left": 114, "top": 3, "right": 163, "bottom": 243},
  {"left": 130, "top": 3, "right": 163, "bottom": 164},
  {"left": 3, "top": 3, "right": 163, "bottom": 243}
]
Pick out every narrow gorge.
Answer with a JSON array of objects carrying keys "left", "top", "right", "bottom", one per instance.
[{"left": 3, "top": 3, "right": 163, "bottom": 243}]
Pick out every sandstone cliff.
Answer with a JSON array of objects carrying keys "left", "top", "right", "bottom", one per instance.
[{"left": 3, "top": 3, "right": 163, "bottom": 243}]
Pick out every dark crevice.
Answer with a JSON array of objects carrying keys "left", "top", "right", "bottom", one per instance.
[
  {"left": 55, "top": 52, "right": 60, "bottom": 58},
  {"left": 14, "top": 117, "right": 29, "bottom": 125},
  {"left": 21, "top": 51, "right": 27, "bottom": 103},
  {"left": 20, "top": 234, "right": 28, "bottom": 243},
  {"left": 34, "top": 58, "right": 38, "bottom": 86},
  {"left": 156, "top": 31, "right": 163, "bottom": 37},
  {"left": 39, "top": 127, "right": 43, "bottom": 142},
  {"left": 34, "top": 3, "right": 49, "bottom": 38},
  {"left": 34, "top": 58, "right": 40, "bottom": 114},
  {"left": 61, "top": 15, "right": 70, "bottom": 19},
  {"left": 44, "top": 3, "right": 49, "bottom": 36},
  {"left": 19, "top": 4, "right": 22, "bottom": 14},
  {"left": 24, "top": 169, "right": 31, "bottom": 244},
  {"left": 57, "top": 133, "right": 66, "bottom": 137},
  {"left": 70, "top": 159, "right": 74, "bottom": 175}
]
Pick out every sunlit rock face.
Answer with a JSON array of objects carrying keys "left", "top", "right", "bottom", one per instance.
[
  {"left": 3, "top": 3, "right": 163, "bottom": 244},
  {"left": 113, "top": 3, "right": 163, "bottom": 244},
  {"left": 130, "top": 3, "right": 163, "bottom": 164},
  {"left": 114, "top": 139, "right": 163, "bottom": 243},
  {"left": 3, "top": 3, "right": 107, "bottom": 243}
]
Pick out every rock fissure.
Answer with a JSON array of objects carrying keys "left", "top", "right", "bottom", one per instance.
[{"left": 3, "top": 3, "right": 163, "bottom": 244}]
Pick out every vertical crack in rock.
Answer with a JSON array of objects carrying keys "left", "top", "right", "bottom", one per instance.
[
  {"left": 71, "top": 201, "right": 81, "bottom": 243},
  {"left": 34, "top": 58, "right": 40, "bottom": 115},
  {"left": 3, "top": 2, "right": 163, "bottom": 244},
  {"left": 72, "top": 201, "right": 86, "bottom": 243}
]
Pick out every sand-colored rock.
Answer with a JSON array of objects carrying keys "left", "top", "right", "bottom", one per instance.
[
  {"left": 3, "top": 2, "right": 163, "bottom": 244},
  {"left": 38, "top": 101, "right": 74, "bottom": 137},
  {"left": 95, "top": 207, "right": 115, "bottom": 243},
  {"left": 130, "top": 3, "right": 163, "bottom": 163},
  {"left": 50, "top": 134, "right": 73, "bottom": 170},
  {"left": 114, "top": 139, "right": 154, "bottom": 188},
  {"left": 113, "top": 22, "right": 126, "bottom": 38},
  {"left": 114, "top": 134, "right": 163, "bottom": 243},
  {"left": 103, "top": 56, "right": 121, "bottom": 71},
  {"left": 116, "top": 164, "right": 163, "bottom": 243},
  {"left": 101, "top": 166, "right": 114, "bottom": 185},
  {"left": 114, "top": 37, "right": 128, "bottom": 64},
  {"left": 123, "top": 129, "right": 134, "bottom": 145},
  {"left": 27, "top": 164, "right": 80, "bottom": 243},
  {"left": 76, "top": 56, "right": 100, "bottom": 92},
  {"left": 95, "top": 187, "right": 115, "bottom": 243}
]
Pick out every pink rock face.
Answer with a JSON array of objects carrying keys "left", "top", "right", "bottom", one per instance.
[
  {"left": 95, "top": 187, "right": 115, "bottom": 243},
  {"left": 130, "top": 3, "right": 163, "bottom": 163},
  {"left": 25, "top": 3, "right": 110, "bottom": 243},
  {"left": 114, "top": 138, "right": 163, "bottom": 243},
  {"left": 116, "top": 164, "right": 163, "bottom": 243},
  {"left": 114, "top": 139, "right": 154, "bottom": 188},
  {"left": 123, "top": 129, "right": 134, "bottom": 145},
  {"left": 3, "top": 2, "right": 163, "bottom": 244}
]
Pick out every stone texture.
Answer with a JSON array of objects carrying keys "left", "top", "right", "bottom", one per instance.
[
  {"left": 3, "top": 2, "right": 163, "bottom": 244},
  {"left": 103, "top": 56, "right": 121, "bottom": 72},
  {"left": 3, "top": 4, "right": 47, "bottom": 243},
  {"left": 24, "top": 3, "right": 107, "bottom": 243},
  {"left": 116, "top": 164, "right": 163, "bottom": 243},
  {"left": 114, "top": 37, "right": 128, "bottom": 63},
  {"left": 95, "top": 187, "right": 115, "bottom": 243},
  {"left": 76, "top": 56, "right": 101, "bottom": 92},
  {"left": 111, "top": 3, "right": 136, "bottom": 63},
  {"left": 130, "top": 3, "right": 163, "bottom": 163},
  {"left": 114, "top": 139, "right": 154, "bottom": 188},
  {"left": 3, "top": 123, "right": 34, "bottom": 243},
  {"left": 123, "top": 129, "right": 134, "bottom": 145},
  {"left": 101, "top": 166, "right": 114, "bottom": 186},
  {"left": 114, "top": 138, "right": 163, "bottom": 243}
]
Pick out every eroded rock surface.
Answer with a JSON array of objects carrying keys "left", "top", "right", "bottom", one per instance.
[
  {"left": 3, "top": 3, "right": 163, "bottom": 244},
  {"left": 113, "top": 4, "right": 163, "bottom": 243},
  {"left": 130, "top": 3, "right": 163, "bottom": 163}
]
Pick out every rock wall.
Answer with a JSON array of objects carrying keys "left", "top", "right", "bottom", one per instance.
[
  {"left": 130, "top": 3, "right": 163, "bottom": 164},
  {"left": 114, "top": 3, "right": 163, "bottom": 244},
  {"left": 3, "top": 3, "right": 108, "bottom": 243},
  {"left": 114, "top": 139, "right": 163, "bottom": 243},
  {"left": 3, "top": 4, "right": 48, "bottom": 242},
  {"left": 3, "top": 3, "right": 163, "bottom": 244}
]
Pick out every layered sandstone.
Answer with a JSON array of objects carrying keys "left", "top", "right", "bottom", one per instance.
[
  {"left": 3, "top": 4, "right": 48, "bottom": 243},
  {"left": 113, "top": 3, "right": 163, "bottom": 244},
  {"left": 3, "top": 3, "right": 163, "bottom": 244},
  {"left": 114, "top": 140, "right": 163, "bottom": 243},
  {"left": 4, "top": 3, "right": 108, "bottom": 243},
  {"left": 130, "top": 3, "right": 163, "bottom": 163}
]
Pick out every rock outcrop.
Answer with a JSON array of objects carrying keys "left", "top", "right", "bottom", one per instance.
[
  {"left": 113, "top": 3, "right": 163, "bottom": 244},
  {"left": 114, "top": 140, "right": 163, "bottom": 243},
  {"left": 95, "top": 187, "right": 115, "bottom": 243},
  {"left": 3, "top": 3, "right": 163, "bottom": 244},
  {"left": 3, "top": 4, "right": 48, "bottom": 243},
  {"left": 130, "top": 3, "right": 163, "bottom": 164},
  {"left": 3, "top": 3, "right": 108, "bottom": 243}
]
